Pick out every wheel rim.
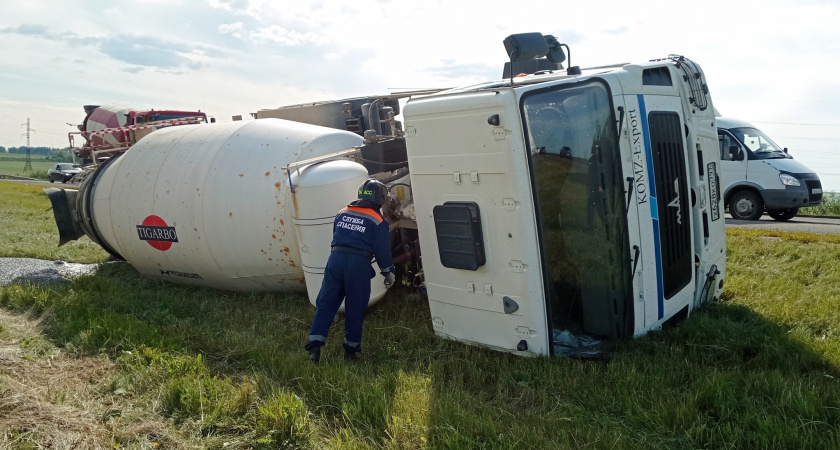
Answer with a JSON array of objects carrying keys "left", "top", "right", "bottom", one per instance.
[{"left": 734, "top": 197, "right": 755, "bottom": 216}]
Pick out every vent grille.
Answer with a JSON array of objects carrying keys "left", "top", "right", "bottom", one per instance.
[
  {"left": 649, "top": 112, "right": 692, "bottom": 299},
  {"left": 806, "top": 179, "right": 823, "bottom": 203}
]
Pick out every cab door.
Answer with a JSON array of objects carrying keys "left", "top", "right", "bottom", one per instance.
[{"left": 718, "top": 129, "right": 748, "bottom": 189}]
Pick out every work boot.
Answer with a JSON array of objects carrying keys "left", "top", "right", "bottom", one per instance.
[
  {"left": 308, "top": 348, "right": 321, "bottom": 364},
  {"left": 344, "top": 351, "right": 358, "bottom": 361}
]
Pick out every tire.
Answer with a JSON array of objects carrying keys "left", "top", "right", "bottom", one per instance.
[
  {"left": 49, "top": 178, "right": 55, "bottom": 183},
  {"left": 767, "top": 208, "right": 799, "bottom": 221},
  {"left": 728, "top": 190, "right": 764, "bottom": 220}
]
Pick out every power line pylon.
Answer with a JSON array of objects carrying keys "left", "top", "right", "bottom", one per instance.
[{"left": 21, "top": 118, "right": 35, "bottom": 172}]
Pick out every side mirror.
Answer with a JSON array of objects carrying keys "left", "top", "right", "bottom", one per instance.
[
  {"left": 783, "top": 147, "right": 788, "bottom": 154},
  {"left": 503, "top": 33, "right": 549, "bottom": 62},
  {"left": 544, "top": 35, "right": 567, "bottom": 64}
]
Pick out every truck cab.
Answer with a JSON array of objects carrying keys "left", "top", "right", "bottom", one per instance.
[
  {"left": 718, "top": 117, "right": 822, "bottom": 221},
  {"left": 404, "top": 53, "right": 726, "bottom": 356}
]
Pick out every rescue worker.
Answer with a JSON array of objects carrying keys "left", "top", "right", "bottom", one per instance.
[{"left": 305, "top": 179, "right": 396, "bottom": 363}]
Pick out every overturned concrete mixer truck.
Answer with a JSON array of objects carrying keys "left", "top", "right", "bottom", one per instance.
[{"left": 47, "top": 33, "right": 726, "bottom": 357}]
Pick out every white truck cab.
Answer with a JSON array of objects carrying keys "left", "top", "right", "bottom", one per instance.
[
  {"left": 404, "top": 49, "right": 726, "bottom": 356},
  {"left": 717, "top": 117, "right": 822, "bottom": 221}
]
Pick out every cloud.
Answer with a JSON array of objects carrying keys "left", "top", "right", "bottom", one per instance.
[
  {"left": 2, "top": 23, "right": 219, "bottom": 72},
  {"left": 604, "top": 27, "right": 628, "bottom": 36},
  {"left": 207, "top": 0, "right": 251, "bottom": 12},
  {"left": 103, "top": 7, "right": 127, "bottom": 19},
  {"left": 425, "top": 60, "right": 498, "bottom": 80},
  {"left": 2, "top": 24, "right": 49, "bottom": 35},
  {"left": 99, "top": 35, "right": 186, "bottom": 68},
  {"left": 219, "top": 21, "right": 327, "bottom": 47},
  {"left": 218, "top": 22, "right": 245, "bottom": 39},
  {"left": 122, "top": 67, "right": 145, "bottom": 74},
  {"left": 249, "top": 25, "right": 328, "bottom": 46}
]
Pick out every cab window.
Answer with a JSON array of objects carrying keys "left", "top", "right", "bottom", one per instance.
[{"left": 718, "top": 132, "right": 738, "bottom": 161}]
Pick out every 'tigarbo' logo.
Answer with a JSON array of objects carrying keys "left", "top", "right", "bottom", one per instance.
[{"left": 136, "top": 215, "right": 178, "bottom": 251}]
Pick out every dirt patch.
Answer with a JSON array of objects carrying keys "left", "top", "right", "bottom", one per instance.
[{"left": 0, "top": 309, "right": 188, "bottom": 449}]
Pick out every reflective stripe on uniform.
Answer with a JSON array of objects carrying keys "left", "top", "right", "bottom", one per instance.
[
  {"left": 339, "top": 206, "right": 383, "bottom": 224},
  {"left": 309, "top": 335, "right": 327, "bottom": 342}
]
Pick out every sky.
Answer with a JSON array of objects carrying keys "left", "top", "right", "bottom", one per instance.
[{"left": 2, "top": 0, "right": 840, "bottom": 190}]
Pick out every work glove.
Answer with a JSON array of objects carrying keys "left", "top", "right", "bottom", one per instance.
[{"left": 383, "top": 271, "right": 396, "bottom": 289}]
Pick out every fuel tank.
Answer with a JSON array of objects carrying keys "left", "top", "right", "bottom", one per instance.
[
  {"left": 290, "top": 160, "right": 388, "bottom": 306},
  {"left": 50, "top": 118, "right": 371, "bottom": 295}
]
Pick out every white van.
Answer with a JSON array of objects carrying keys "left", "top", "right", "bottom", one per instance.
[{"left": 717, "top": 117, "right": 822, "bottom": 221}]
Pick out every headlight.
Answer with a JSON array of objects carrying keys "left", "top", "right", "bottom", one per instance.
[{"left": 779, "top": 173, "right": 800, "bottom": 186}]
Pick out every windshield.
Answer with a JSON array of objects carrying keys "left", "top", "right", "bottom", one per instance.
[
  {"left": 58, "top": 163, "right": 76, "bottom": 170},
  {"left": 522, "top": 80, "right": 632, "bottom": 343},
  {"left": 730, "top": 127, "right": 789, "bottom": 159}
]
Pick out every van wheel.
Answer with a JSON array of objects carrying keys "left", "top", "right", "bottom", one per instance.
[
  {"left": 767, "top": 208, "right": 799, "bottom": 221},
  {"left": 729, "top": 190, "right": 764, "bottom": 220}
]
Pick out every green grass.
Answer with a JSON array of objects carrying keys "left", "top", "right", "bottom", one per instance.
[
  {"left": 802, "top": 192, "right": 840, "bottom": 217},
  {"left": 0, "top": 156, "right": 56, "bottom": 179},
  {"left": 0, "top": 153, "right": 48, "bottom": 160},
  {"left": 2, "top": 184, "right": 840, "bottom": 448},
  {"left": 0, "top": 183, "right": 109, "bottom": 262},
  {"left": 0, "top": 160, "right": 54, "bottom": 178}
]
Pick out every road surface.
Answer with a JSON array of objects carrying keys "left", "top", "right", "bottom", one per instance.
[{"left": 725, "top": 214, "right": 840, "bottom": 235}]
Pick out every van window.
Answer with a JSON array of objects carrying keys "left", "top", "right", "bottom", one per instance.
[
  {"left": 718, "top": 132, "right": 738, "bottom": 161},
  {"left": 727, "top": 127, "right": 789, "bottom": 160}
]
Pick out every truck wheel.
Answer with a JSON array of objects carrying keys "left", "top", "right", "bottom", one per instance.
[
  {"left": 767, "top": 208, "right": 799, "bottom": 221},
  {"left": 728, "top": 190, "right": 764, "bottom": 220}
]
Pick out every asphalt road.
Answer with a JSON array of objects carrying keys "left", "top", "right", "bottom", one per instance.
[
  {"left": 725, "top": 214, "right": 840, "bottom": 235},
  {"left": 0, "top": 178, "right": 77, "bottom": 188}
]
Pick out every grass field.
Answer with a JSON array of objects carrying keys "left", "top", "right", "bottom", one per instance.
[
  {"left": 803, "top": 192, "right": 840, "bottom": 216},
  {"left": 0, "top": 183, "right": 108, "bottom": 262},
  {"left": 2, "top": 182, "right": 840, "bottom": 448},
  {"left": 0, "top": 153, "right": 48, "bottom": 160},
  {"left": 0, "top": 154, "right": 55, "bottom": 179}
]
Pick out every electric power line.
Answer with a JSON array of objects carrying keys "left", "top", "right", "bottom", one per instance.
[{"left": 757, "top": 121, "right": 840, "bottom": 127}]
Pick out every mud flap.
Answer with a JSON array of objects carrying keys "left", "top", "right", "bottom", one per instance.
[{"left": 45, "top": 188, "right": 85, "bottom": 246}]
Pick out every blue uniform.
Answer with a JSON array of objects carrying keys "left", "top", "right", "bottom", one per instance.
[{"left": 306, "top": 200, "right": 394, "bottom": 355}]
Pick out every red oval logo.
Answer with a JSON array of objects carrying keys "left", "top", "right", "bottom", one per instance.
[{"left": 136, "top": 215, "right": 178, "bottom": 251}]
